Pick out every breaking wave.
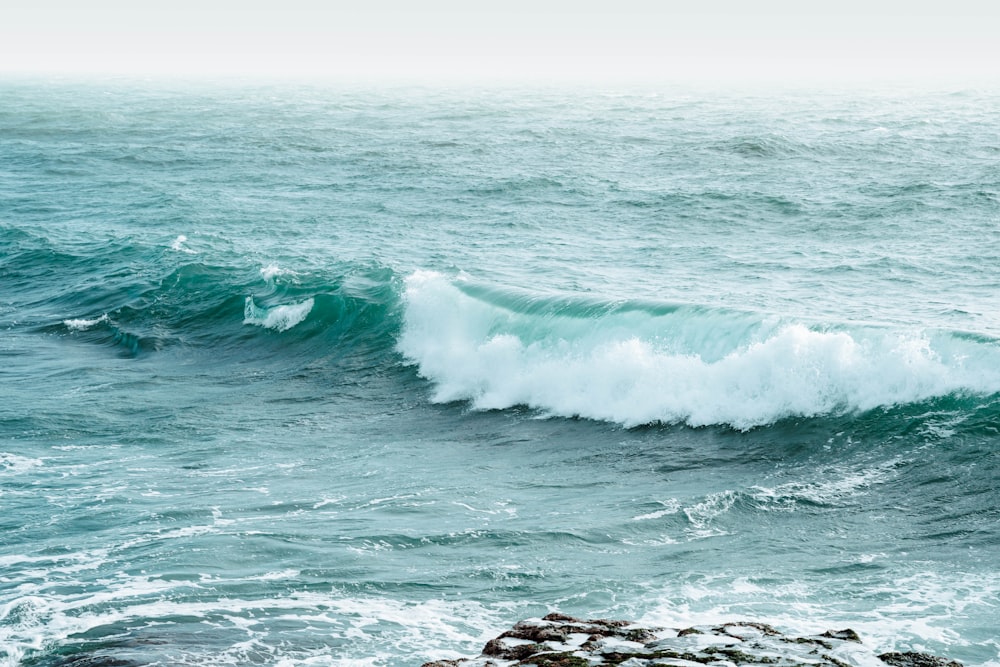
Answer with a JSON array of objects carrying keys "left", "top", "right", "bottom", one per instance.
[
  {"left": 243, "top": 296, "right": 314, "bottom": 332},
  {"left": 397, "top": 271, "right": 1000, "bottom": 430}
]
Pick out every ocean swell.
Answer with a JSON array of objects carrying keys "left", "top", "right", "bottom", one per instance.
[{"left": 397, "top": 271, "right": 1000, "bottom": 430}]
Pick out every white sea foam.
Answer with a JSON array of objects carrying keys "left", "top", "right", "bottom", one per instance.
[
  {"left": 62, "top": 314, "right": 108, "bottom": 331},
  {"left": 243, "top": 296, "right": 314, "bottom": 332},
  {"left": 637, "top": 570, "right": 1000, "bottom": 666},
  {"left": 683, "top": 490, "right": 738, "bottom": 540},
  {"left": 627, "top": 463, "right": 900, "bottom": 544},
  {"left": 260, "top": 264, "right": 298, "bottom": 281},
  {"left": 0, "top": 453, "right": 43, "bottom": 474},
  {"left": 398, "top": 271, "right": 1000, "bottom": 430},
  {"left": 0, "top": 572, "right": 512, "bottom": 667},
  {"left": 631, "top": 499, "right": 682, "bottom": 522},
  {"left": 749, "top": 460, "right": 900, "bottom": 509},
  {"left": 169, "top": 234, "right": 197, "bottom": 254}
]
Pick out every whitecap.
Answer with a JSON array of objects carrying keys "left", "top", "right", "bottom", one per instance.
[
  {"left": 243, "top": 296, "right": 314, "bottom": 332},
  {"left": 170, "top": 234, "right": 197, "bottom": 254},
  {"left": 63, "top": 314, "right": 108, "bottom": 330},
  {"left": 0, "top": 452, "right": 44, "bottom": 474},
  {"left": 260, "top": 264, "right": 298, "bottom": 281}
]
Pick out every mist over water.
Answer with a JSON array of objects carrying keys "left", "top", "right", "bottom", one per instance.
[{"left": 1, "top": 81, "right": 999, "bottom": 667}]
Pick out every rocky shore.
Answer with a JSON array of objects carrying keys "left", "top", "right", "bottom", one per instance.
[{"left": 422, "top": 614, "right": 963, "bottom": 667}]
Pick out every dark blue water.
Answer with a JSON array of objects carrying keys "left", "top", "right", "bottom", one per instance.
[{"left": 2, "top": 80, "right": 999, "bottom": 666}]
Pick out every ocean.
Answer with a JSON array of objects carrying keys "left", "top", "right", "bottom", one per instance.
[{"left": 1, "top": 79, "right": 998, "bottom": 666}]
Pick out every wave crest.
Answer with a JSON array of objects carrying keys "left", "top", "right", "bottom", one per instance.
[
  {"left": 397, "top": 271, "right": 1000, "bottom": 430},
  {"left": 63, "top": 314, "right": 109, "bottom": 331},
  {"left": 243, "top": 296, "right": 314, "bottom": 332}
]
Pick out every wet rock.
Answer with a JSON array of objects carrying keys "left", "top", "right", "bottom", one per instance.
[
  {"left": 501, "top": 623, "right": 569, "bottom": 644},
  {"left": 421, "top": 616, "right": 964, "bottom": 667},
  {"left": 520, "top": 652, "right": 590, "bottom": 667},
  {"left": 482, "top": 638, "right": 546, "bottom": 662},
  {"left": 543, "top": 613, "right": 583, "bottom": 623},
  {"left": 878, "top": 652, "right": 964, "bottom": 667},
  {"left": 714, "top": 622, "right": 780, "bottom": 639},
  {"left": 678, "top": 627, "right": 704, "bottom": 636}
]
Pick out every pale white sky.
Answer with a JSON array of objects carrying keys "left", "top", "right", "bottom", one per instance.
[{"left": 1, "top": 0, "right": 997, "bottom": 83}]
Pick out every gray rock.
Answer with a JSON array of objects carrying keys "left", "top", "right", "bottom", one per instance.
[
  {"left": 421, "top": 617, "right": 964, "bottom": 667},
  {"left": 878, "top": 652, "right": 964, "bottom": 667}
]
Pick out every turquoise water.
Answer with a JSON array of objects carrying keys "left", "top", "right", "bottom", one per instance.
[{"left": 1, "top": 80, "right": 999, "bottom": 666}]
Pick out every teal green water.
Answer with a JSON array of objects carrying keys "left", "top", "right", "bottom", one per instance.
[{"left": 1, "top": 80, "right": 999, "bottom": 666}]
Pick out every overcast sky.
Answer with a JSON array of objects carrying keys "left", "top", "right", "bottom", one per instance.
[{"left": 1, "top": 0, "right": 997, "bottom": 84}]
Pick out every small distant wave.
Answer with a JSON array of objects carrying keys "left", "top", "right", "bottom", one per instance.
[
  {"left": 243, "top": 296, "right": 314, "bottom": 332},
  {"left": 631, "top": 499, "right": 682, "bottom": 522},
  {"left": 63, "top": 314, "right": 108, "bottom": 331},
  {"left": 57, "top": 314, "right": 162, "bottom": 356},
  {"left": 713, "top": 133, "right": 816, "bottom": 159},
  {"left": 397, "top": 271, "right": 1000, "bottom": 430},
  {"left": 44, "top": 261, "right": 400, "bottom": 361}
]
